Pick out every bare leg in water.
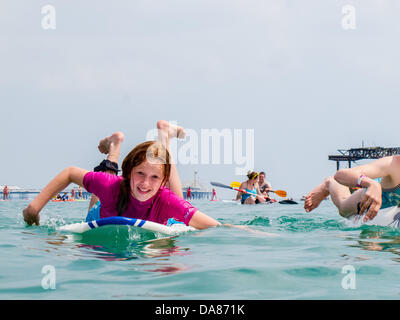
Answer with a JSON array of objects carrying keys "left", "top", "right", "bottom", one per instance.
[{"left": 304, "top": 176, "right": 364, "bottom": 218}]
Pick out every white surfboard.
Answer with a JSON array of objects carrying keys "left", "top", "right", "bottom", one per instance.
[
  {"left": 222, "top": 200, "right": 240, "bottom": 203},
  {"left": 59, "top": 216, "right": 196, "bottom": 236}
]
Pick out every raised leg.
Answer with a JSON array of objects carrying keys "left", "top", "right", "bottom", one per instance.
[
  {"left": 88, "top": 132, "right": 124, "bottom": 212},
  {"left": 156, "top": 120, "right": 186, "bottom": 199}
]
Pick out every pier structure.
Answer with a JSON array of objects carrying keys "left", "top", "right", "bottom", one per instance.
[
  {"left": 2, "top": 173, "right": 213, "bottom": 201},
  {"left": 329, "top": 147, "right": 400, "bottom": 170},
  {"left": 0, "top": 187, "right": 91, "bottom": 200},
  {"left": 181, "top": 170, "right": 212, "bottom": 200}
]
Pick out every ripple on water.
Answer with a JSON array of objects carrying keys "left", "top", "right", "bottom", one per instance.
[
  {"left": 284, "top": 266, "right": 339, "bottom": 278},
  {"left": 243, "top": 216, "right": 270, "bottom": 226},
  {"left": 276, "top": 215, "right": 346, "bottom": 232}
]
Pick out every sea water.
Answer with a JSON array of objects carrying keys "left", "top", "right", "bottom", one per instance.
[{"left": 1, "top": 198, "right": 400, "bottom": 300}]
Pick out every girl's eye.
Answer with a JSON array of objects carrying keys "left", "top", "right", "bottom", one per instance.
[{"left": 152, "top": 175, "right": 160, "bottom": 180}]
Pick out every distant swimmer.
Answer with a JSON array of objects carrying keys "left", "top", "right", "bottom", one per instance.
[
  {"left": 78, "top": 186, "right": 83, "bottom": 199},
  {"left": 186, "top": 187, "right": 192, "bottom": 200},
  {"left": 3, "top": 185, "right": 9, "bottom": 200},
  {"left": 61, "top": 192, "right": 69, "bottom": 201},
  {"left": 304, "top": 155, "right": 400, "bottom": 222},
  {"left": 258, "top": 172, "right": 272, "bottom": 195},
  {"left": 71, "top": 188, "right": 75, "bottom": 199},
  {"left": 211, "top": 188, "right": 217, "bottom": 201},
  {"left": 235, "top": 171, "right": 268, "bottom": 204}
]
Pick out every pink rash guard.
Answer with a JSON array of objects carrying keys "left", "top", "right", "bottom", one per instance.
[{"left": 83, "top": 171, "right": 197, "bottom": 226}]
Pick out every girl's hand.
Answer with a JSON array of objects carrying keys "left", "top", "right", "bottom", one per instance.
[
  {"left": 23, "top": 206, "right": 40, "bottom": 226},
  {"left": 223, "top": 224, "right": 278, "bottom": 237},
  {"left": 360, "top": 180, "right": 382, "bottom": 222}
]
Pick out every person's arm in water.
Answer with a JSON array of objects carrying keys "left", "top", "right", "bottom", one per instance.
[
  {"left": 189, "top": 210, "right": 221, "bottom": 229},
  {"left": 334, "top": 156, "right": 400, "bottom": 221},
  {"left": 189, "top": 210, "right": 277, "bottom": 236},
  {"left": 23, "top": 167, "right": 89, "bottom": 226}
]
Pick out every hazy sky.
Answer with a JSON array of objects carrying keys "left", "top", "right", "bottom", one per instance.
[{"left": 1, "top": 1, "right": 399, "bottom": 198}]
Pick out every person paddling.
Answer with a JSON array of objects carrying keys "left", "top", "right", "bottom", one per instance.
[
  {"left": 3, "top": 185, "right": 9, "bottom": 200},
  {"left": 235, "top": 171, "right": 267, "bottom": 204}
]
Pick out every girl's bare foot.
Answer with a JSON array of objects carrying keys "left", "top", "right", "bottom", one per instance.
[
  {"left": 304, "top": 178, "right": 330, "bottom": 213},
  {"left": 157, "top": 120, "right": 186, "bottom": 142},
  {"left": 98, "top": 132, "right": 124, "bottom": 154}
]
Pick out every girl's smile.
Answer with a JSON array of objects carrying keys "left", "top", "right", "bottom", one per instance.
[{"left": 130, "top": 160, "right": 165, "bottom": 201}]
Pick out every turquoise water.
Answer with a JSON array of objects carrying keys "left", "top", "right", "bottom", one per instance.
[{"left": 1, "top": 198, "right": 400, "bottom": 300}]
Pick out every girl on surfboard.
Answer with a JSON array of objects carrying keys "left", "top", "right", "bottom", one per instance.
[
  {"left": 304, "top": 155, "right": 400, "bottom": 222},
  {"left": 22, "top": 121, "right": 220, "bottom": 230}
]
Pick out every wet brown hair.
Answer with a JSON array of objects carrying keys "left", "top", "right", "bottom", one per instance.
[{"left": 116, "top": 141, "right": 171, "bottom": 216}]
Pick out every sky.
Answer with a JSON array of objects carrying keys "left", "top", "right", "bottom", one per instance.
[{"left": 0, "top": 1, "right": 399, "bottom": 198}]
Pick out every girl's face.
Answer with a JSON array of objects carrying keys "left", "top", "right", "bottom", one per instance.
[{"left": 130, "top": 160, "right": 165, "bottom": 202}]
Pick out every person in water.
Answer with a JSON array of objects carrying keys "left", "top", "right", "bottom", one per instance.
[
  {"left": 304, "top": 155, "right": 400, "bottom": 222},
  {"left": 3, "top": 185, "right": 9, "bottom": 200},
  {"left": 61, "top": 192, "right": 69, "bottom": 201},
  {"left": 235, "top": 171, "right": 267, "bottom": 204},
  {"left": 211, "top": 188, "right": 217, "bottom": 201},
  {"left": 186, "top": 187, "right": 192, "bottom": 200},
  {"left": 22, "top": 121, "right": 220, "bottom": 230}
]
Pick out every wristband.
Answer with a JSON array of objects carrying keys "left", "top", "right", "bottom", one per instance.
[
  {"left": 356, "top": 175, "right": 367, "bottom": 188},
  {"left": 94, "top": 160, "right": 119, "bottom": 174}
]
